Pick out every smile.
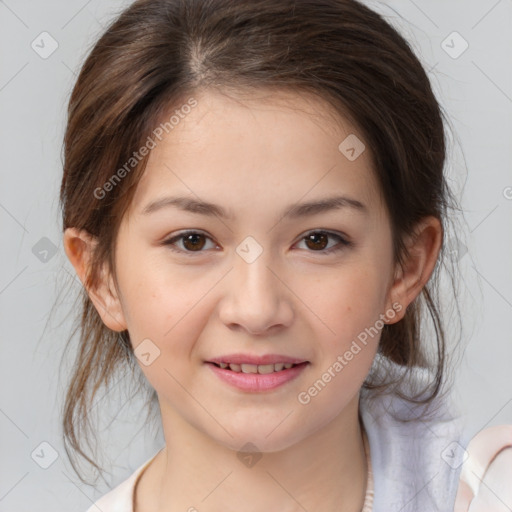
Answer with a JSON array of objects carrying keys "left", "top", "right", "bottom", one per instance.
[
  {"left": 212, "top": 362, "right": 298, "bottom": 373},
  {"left": 206, "top": 359, "right": 309, "bottom": 392}
]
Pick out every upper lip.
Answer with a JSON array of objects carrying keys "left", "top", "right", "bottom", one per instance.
[{"left": 207, "top": 354, "right": 308, "bottom": 365}]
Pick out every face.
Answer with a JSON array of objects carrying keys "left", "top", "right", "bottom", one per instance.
[{"left": 107, "top": 88, "right": 400, "bottom": 452}]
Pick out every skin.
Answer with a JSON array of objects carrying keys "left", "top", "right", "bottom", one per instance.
[{"left": 64, "top": 88, "right": 442, "bottom": 512}]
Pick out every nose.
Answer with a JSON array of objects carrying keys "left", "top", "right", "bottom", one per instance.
[{"left": 217, "top": 248, "right": 294, "bottom": 336}]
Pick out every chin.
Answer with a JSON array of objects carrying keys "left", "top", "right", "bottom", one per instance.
[
  {"left": 207, "top": 416, "right": 309, "bottom": 454},
  {"left": 218, "top": 433, "right": 301, "bottom": 455}
]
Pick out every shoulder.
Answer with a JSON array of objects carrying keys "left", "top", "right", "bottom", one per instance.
[
  {"left": 84, "top": 452, "right": 159, "bottom": 512},
  {"left": 360, "top": 363, "right": 471, "bottom": 512}
]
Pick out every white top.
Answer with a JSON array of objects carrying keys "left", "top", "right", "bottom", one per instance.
[{"left": 85, "top": 375, "right": 467, "bottom": 512}]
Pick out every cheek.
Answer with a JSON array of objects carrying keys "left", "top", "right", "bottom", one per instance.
[
  {"left": 296, "top": 263, "right": 389, "bottom": 345},
  {"left": 118, "top": 265, "right": 216, "bottom": 401},
  {"left": 294, "top": 271, "right": 383, "bottom": 416},
  {"left": 290, "top": 264, "right": 387, "bottom": 406},
  {"left": 117, "top": 256, "right": 215, "bottom": 351}
]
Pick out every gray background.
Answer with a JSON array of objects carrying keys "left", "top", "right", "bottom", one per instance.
[{"left": 1, "top": 0, "right": 511, "bottom": 510}]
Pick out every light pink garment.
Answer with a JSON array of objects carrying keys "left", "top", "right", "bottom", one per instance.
[
  {"left": 454, "top": 425, "right": 512, "bottom": 511},
  {"left": 85, "top": 451, "right": 159, "bottom": 512}
]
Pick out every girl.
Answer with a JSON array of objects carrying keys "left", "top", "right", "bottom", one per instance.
[{"left": 59, "top": 0, "right": 482, "bottom": 510}]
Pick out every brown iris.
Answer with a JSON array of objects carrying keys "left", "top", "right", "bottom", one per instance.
[
  {"left": 182, "top": 233, "right": 207, "bottom": 251},
  {"left": 304, "top": 232, "right": 329, "bottom": 251}
]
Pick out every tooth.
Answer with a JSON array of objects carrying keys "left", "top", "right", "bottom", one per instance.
[
  {"left": 241, "top": 364, "right": 258, "bottom": 374},
  {"left": 219, "top": 362, "right": 228, "bottom": 369},
  {"left": 229, "top": 363, "right": 241, "bottom": 372},
  {"left": 257, "top": 364, "right": 275, "bottom": 374},
  {"left": 274, "top": 363, "right": 284, "bottom": 372},
  {"left": 283, "top": 363, "right": 293, "bottom": 369}
]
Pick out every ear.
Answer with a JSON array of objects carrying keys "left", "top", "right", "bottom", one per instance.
[
  {"left": 385, "top": 216, "right": 443, "bottom": 324},
  {"left": 63, "top": 227, "right": 127, "bottom": 332}
]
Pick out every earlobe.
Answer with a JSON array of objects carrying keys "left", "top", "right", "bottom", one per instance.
[
  {"left": 63, "top": 227, "right": 128, "bottom": 332},
  {"left": 384, "top": 216, "right": 443, "bottom": 324}
]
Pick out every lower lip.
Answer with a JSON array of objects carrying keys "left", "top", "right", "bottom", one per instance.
[{"left": 206, "top": 362, "right": 309, "bottom": 392}]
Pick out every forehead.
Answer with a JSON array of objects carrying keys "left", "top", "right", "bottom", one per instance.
[{"left": 127, "top": 87, "right": 385, "bottom": 221}]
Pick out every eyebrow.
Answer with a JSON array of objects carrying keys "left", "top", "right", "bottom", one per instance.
[{"left": 141, "top": 194, "right": 367, "bottom": 220}]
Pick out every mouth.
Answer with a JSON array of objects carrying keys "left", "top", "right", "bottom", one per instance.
[
  {"left": 205, "top": 355, "right": 310, "bottom": 392},
  {"left": 208, "top": 361, "right": 307, "bottom": 374}
]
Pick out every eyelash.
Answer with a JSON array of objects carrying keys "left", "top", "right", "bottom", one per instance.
[{"left": 161, "top": 229, "right": 353, "bottom": 256}]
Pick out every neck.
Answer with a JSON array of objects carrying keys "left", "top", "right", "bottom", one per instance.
[{"left": 136, "top": 395, "right": 367, "bottom": 512}]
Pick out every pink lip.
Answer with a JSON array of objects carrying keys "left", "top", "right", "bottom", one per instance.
[
  {"left": 206, "top": 361, "right": 309, "bottom": 392},
  {"left": 207, "top": 353, "right": 307, "bottom": 365}
]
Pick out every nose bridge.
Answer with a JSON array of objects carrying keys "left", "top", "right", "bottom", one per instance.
[
  {"left": 235, "top": 238, "right": 280, "bottom": 304},
  {"left": 219, "top": 237, "right": 293, "bottom": 333},
  {"left": 236, "top": 245, "right": 275, "bottom": 295}
]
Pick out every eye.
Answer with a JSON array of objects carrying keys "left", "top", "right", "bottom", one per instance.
[
  {"left": 162, "top": 229, "right": 353, "bottom": 256},
  {"left": 162, "top": 230, "right": 219, "bottom": 254},
  {"left": 295, "top": 230, "right": 353, "bottom": 254}
]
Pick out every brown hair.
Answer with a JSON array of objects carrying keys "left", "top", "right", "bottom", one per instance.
[{"left": 59, "top": 0, "right": 465, "bottom": 483}]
